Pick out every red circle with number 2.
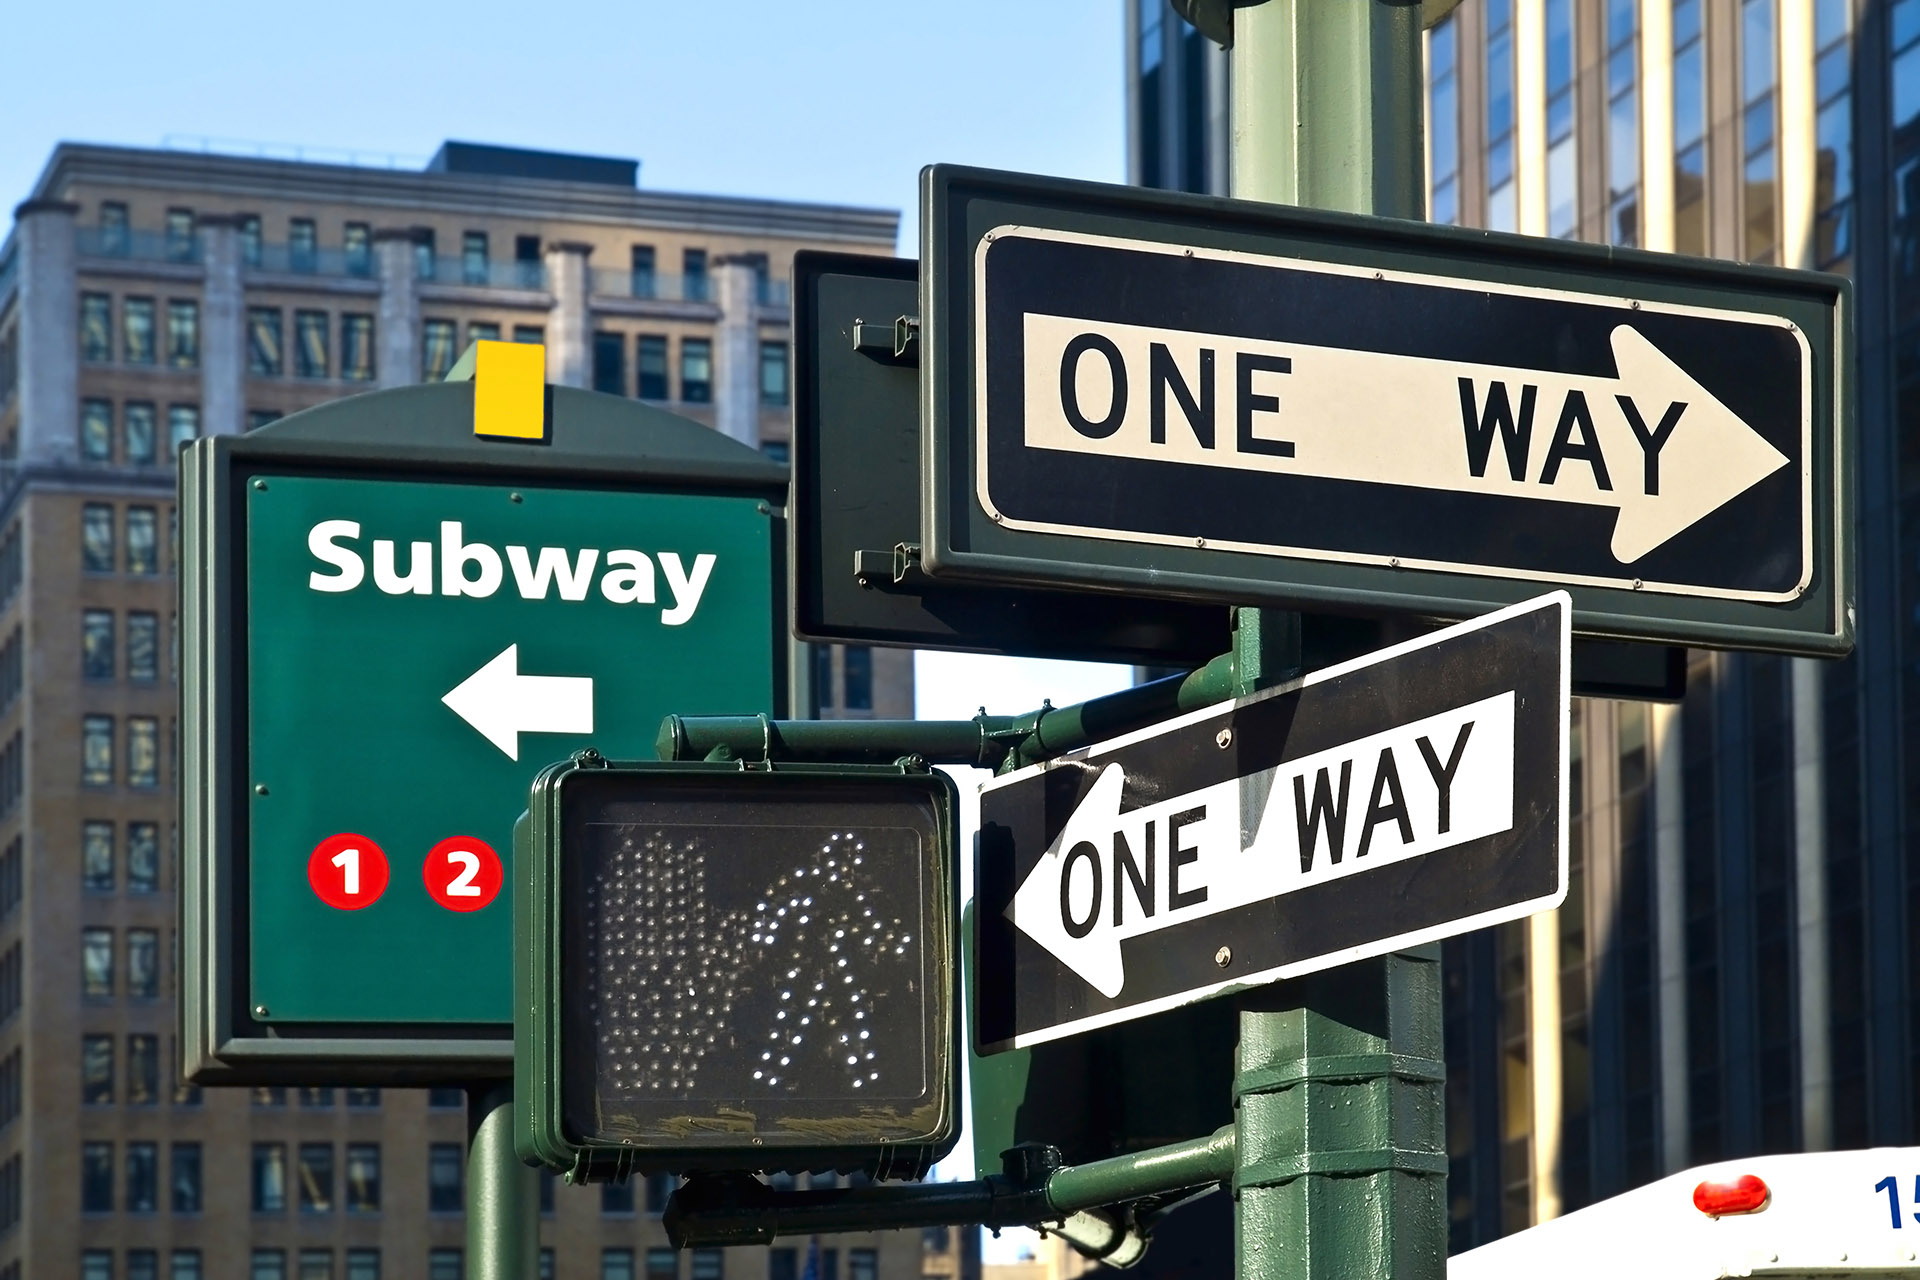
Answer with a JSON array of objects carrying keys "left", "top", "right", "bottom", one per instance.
[
  {"left": 308, "top": 833, "right": 391, "bottom": 910},
  {"left": 423, "top": 836, "right": 503, "bottom": 912}
]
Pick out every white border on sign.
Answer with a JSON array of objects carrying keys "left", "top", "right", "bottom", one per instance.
[
  {"left": 974, "top": 590, "right": 1574, "bottom": 1054},
  {"left": 971, "top": 224, "right": 1817, "bottom": 605}
]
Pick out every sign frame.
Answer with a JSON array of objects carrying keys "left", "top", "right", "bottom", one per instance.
[
  {"left": 972, "top": 592, "right": 1571, "bottom": 1054},
  {"left": 921, "top": 164, "right": 1854, "bottom": 657},
  {"left": 180, "top": 380, "right": 788, "bottom": 1085}
]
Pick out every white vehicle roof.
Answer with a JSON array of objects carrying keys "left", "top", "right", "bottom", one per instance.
[{"left": 1449, "top": 1148, "right": 1920, "bottom": 1278}]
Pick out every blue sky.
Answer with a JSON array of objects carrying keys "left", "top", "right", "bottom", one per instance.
[{"left": 3, "top": 0, "right": 1126, "bottom": 251}]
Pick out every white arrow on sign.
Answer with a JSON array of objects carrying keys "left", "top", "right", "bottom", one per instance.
[
  {"left": 1023, "top": 315, "right": 1793, "bottom": 564},
  {"left": 1006, "top": 691, "right": 1517, "bottom": 998},
  {"left": 442, "top": 644, "right": 593, "bottom": 761}
]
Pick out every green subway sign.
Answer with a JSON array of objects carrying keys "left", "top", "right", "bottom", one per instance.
[{"left": 181, "top": 381, "right": 786, "bottom": 1084}]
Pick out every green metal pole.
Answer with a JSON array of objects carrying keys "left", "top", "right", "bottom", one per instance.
[
  {"left": 467, "top": 1084, "right": 539, "bottom": 1280},
  {"left": 1229, "top": 4, "right": 1447, "bottom": 1280}
]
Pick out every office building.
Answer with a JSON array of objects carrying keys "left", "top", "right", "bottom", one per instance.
[
  {"left": 1128, "top": 0, "right": 1902, "bottom": 1254},
  {"left": 0, "top": 138, "right": 913, "bottom": 1280}
]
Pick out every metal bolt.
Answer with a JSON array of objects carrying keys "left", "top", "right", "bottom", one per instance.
[
  {"left": 252, "top": 479, "right": 267, "bottom": 491},
  {"left": 856, "top": 576, "right": 870, "bottom": 588},
  {"left": 1214, "top": 946, "right": 1232, "bottom": 968},
  {"left": 1215, "top": 728, "right": 1232, "bottom": 749},
  {"left": 1373, "top": 271, "right": 1384, "bottom": 281},
  {"left": 254, "top": 1005, "right": 270, "bottom": 1018},
  {"left": 1630, "top": 299, "right": 1642, "bottom": 310},
  {"left": 990, "top": 511, "right": 1005, "bottom": 523},
  {"left": 509, "top": 492, "right": 524, "bottom": 504},
  {"left": 254, "top": 783, "right": 268, "bottom": 796},
  {"left": 1389, "top": 557, "right": 1401, "bottom": 568},
  {"left": 1632, "top": 578, "right": 1644, "bottom": 590},
  {"left": 1195, "top": 537, "right": 1207, "bottom": 547},
  {"left": 1184, "top": 248, "right": 1194, "bottom": 257},
  {"left": 756, "top": 501, "right": 771, "bottom": 515}
]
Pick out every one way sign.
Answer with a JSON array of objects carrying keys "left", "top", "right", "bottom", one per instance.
[
  {"left": 972, "top": 592, "right": 1569, "bottom": 1053},
  {"left": 921, "top": 166, "right": 1850, "bottom": 657}
]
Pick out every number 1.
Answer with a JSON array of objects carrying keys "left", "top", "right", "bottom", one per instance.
[
  {"left": 331, "top": 847, "right": 359, "bottom": 896},
  {"left": 1879, "top": 1176, "right": 1901, "bottom": 1228}
]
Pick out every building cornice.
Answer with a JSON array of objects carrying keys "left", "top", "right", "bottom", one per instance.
[{"left": 30, "top": 144, "right": 901, "bottom": 247}]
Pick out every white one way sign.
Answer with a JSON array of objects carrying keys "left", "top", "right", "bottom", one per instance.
[{"left": 973, "top": 593, "right": 1570, "bottom": 1053}]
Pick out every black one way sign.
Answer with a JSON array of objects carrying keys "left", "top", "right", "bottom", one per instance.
[
  {"left": 921, "top": 166, "right": 1850, "bottom": 657},
  {"left": 972, "top": 593, "right": 1569, "bottom": 1053}
]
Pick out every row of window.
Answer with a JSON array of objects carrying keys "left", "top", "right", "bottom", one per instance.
[
  {"left": 80, "top": 294, "right": 198, "bottom": 369},
  {"left": 247, "top": 308, "right": 377, "bottom": 382},
  {"left": 589, "top": 331, "right": 713, "bottom": 402},
  {"left": 82, "top": 503, "right": 168, "bottom": 576},
  {"left": 251, "top": 1085, "right": 380, "bottom": 1108},
  {"left": 81, "top": 1251, "right": 204, "bottom": 1280},
  {"left": 81, "top": 400, "right": 197, "bottom": 468},
  {"left": 0, "top": 839, "right": 16, "bottom": 920},
  {"left": 82, "top": 926, "right": 160, "bottom": 999},
  {"left": 82, "top": 1034, "right": 175, "bottom": 1105},
  {"left": 83, "top": 610, "right": 169, "bottom": 683},
  {"left": 82, "top": 714, "right": 167, "bottom": 789},
  {"left": 0, "top": 732, "right": 22, "bottom": 818},
  {"left": 251, "top": 1141, "right": 380, "bottom": 1214},
  {"left": 419, "top": 319, "right": 540, "bottom": 380},
  {"left": 80, "top": 1141, "right": 200, "bottom": 1214},
  {"left": 0, "top": 945, "right": 18, "bottom": 1025},
  {"left": 85, "top": 821, "right": 163, "bottom": 893}
]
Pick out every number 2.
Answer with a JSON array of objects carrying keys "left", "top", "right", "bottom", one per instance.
[
  {"left": 331, "top": 847, "right": 359, "bottom": 896},
  {"left": 445, "top": 849, "right": 481, "bottom": 897}
]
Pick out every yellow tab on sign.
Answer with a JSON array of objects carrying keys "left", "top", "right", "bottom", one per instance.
[{"left": 472, "top": 340, "right": 546, "bottom": 441}]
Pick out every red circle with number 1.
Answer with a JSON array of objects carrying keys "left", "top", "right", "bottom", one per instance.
[
  {"left": 308, "top": 833, "right": 390, "bottom": 910},
  {"left": 423, "top": 836, "right": 503, "bottom": 912}
]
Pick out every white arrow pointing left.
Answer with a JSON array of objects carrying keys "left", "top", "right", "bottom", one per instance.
[{"left": 442, "top": 644, "right": 593, "bottom": 760}]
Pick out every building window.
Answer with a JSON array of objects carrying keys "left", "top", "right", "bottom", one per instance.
[
  {"left": 126, "top": 402, "right": 156, "bottom": 465},
  {"left": 1815, "top": 0, "right": 1853, "bottom": 269},
  {"left": 346, "top": 1144, "right": 380, "bottom": 1212},
  {"left": 429, "top": 1143, "right": 463, "bottom": 1213},
  {"left": 253, "top": 1143, "right": 288, "bottom": 1212},
  {"left": 602, "top": 1178, "right": 635, "bottom": 1214},
  {"left": 1138, "top": 0, "right": 1164, "bottom": 184},
  {"left": 128, "top": 1033, "right": 159, "bottom": 1103},
  {"left": 128, "top": 715, "right": 159, "bottom": 788},
  {"left": 291, "top": 219, "right": 317, "bottom": 273},
  {"left": 423, "top": 319, "right": 458, "bottom": 380},
  {"left": 253, "top": 1086, "right": 286, "bottom": 1108},
  {"left": 83, "top": 1143, "right": 114, "bottom": 1211},
  {"left": 845, "top": 1252, "right": 874, "bottom": 1280},
  {"left": 300, "top": 1086, "right": 334, "bottom": 1108},
  {"left": 101, "top": 202, "right": 129, "bottom": 255},
  {"left": 428, "top": 1086, "right": 464, "bottom": 1109},
  {"left": 542, "top": 1250, "right": 555, "bottom": 1280},
  {"left": 513, "top": 325, "right": 544, "bottom": 344},
  {"left": 1741, "top": 0, "right": 1778, "bottom": 262},
  {"left": 692, "top": 1251, "right": 724, "bottom": 1280},
  {"left": 165, "top": 209, "right": 195, "bottom": 262},
  {"left": 415, "top": 230, "right": 436, "bottom": 282},
  {"left": 345, "top": 1251, "right": 379, "bottom": 1280},
  {"left": 83, "top": 1033, "right": 114, "bottom": 1102},
  {"left": 680, "top": 338, "right": 712, "bottom": 404},
  {"left": 463, "top": 232, "right": 489, "bottom": 285},
  {"left": 1605, "top": 0, "right": 1640, "bottom": 245},
  {"left": 844, "top": 645, "right": 873, "bottom": 711},
  {"left": 683, "top": 248, "right": 709, "bottom": 301},
  {"left": 345, "top": 222, "right": 372, "bottom": 277},
  {"left": 761, "top": 440, "right": 789, "bottom": 466},
  {"left": 593, "top": 332, "right": 626, "bottom": 395},
  {"left": 347, "top": 1086, "right": 380, "bottom": 1107},
  {"left": 127, "top": 927, "right": 159, "bottom": 997},
  {"left": 300, "top": 1143, "right": 335, "bottom": 1213},
  {"left": 128, "top": 820, "right": 158, "bottom": 889},
  {"left": 602, "top": 1250, "right": 635, "bottom": 1280},
  {"left": 1428, "top": 14, "right": 1459, "bottom": 224},
  {"left": 429, "top": 1251, "right": 463, "bottom": 1280},
  {"left": 240, "top": 214, "right": 262, "bottom": 266},
  {"left": 631, "top": 245, "right": 656, "bottom": 298},
  {"left": 1485, "top": 0, "right": 1516, "bottom": 231},
  {"left": 253, "top": 1252, "right": 287, "bottom": 1280},
  {"left": 1545, "top": 0, "right": 1577, "bottom": 237},
  {"left": 82, "top": 716, "right": 115, "bottom": 787},
  {"left": 127, "top": 506, "right": 157, "bottom": 573},
  {"left": 83, "top": 609, "right": 115, "bottom": 680},
  {"left": 341, "top": 315, "right": 376, "bottom": 381},
  {"left": 644, "top": 1173, "right": 676, "bottom": 1214},
  {"left": 85, "top": 1252, "right": 114, "bottom": 1280},
  {"left": 174, "top": 1252, "right": 204, "bottom": 1280},
  {"left": 638, "top": 335, "right": 669, "bottom": 399},
  {"left": 124, "top": 297, "right": 156, "bottom": 365},
  {"left": 249, "top": 308, "right": 284, "bottom": 376},
  {"left": 130, "top": 1252, "right": 159, "bottom": 1280},
  {"left": 760, "top": 341, "right": 788, "bottom": 406},
  {"left": 647, "top": 1249, "right": 677, "bottom": 1280},
  {"left": 514, "top": 234, "right": 542, "bottom": 288},
  {"left": 167, "top": 300, "right": 199, "bottom": 368},
  {"left": 767, "top": 1250, "right": 796, "bottom": 1280},
  {"left": 81, "top": 399, "right": 113, "bottom": 461},
  {"left": 248, "top": 409, "right": 282, "bottom": 431},
  {"left": 83, "top": 930, "right": 115, "bottom": 1000},
  {"left": 168, "top": 404, "right": 199, "bottom": 457},
  {"left": 1674, "top": 0, "right": 1707, "bottom": 255},
  {"left": 128, "top": 613, "right": 159, "bottom": 683},
  {"left": 83, "top": 504, "right": 115, "bottom": 572},
  {"left": 296, "top": 311, "right": 330, "bottom": 379},
  {"left": 127, "top": 1140, "right": 159, "bottom": 1212},
  {"left": 84, "top": 820, "right": 115, "bottom": 889},
  {"left": 173, "top": 1142, "right": 202, "bottom": 1213},
  {"left": 299, "top": 1252, "right": 333, "bottom": 1280},
  {"left": 81, "top": 294, "right": 112, "bottom": 362}
]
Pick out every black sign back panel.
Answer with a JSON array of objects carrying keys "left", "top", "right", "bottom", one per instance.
[
  {"left": 973, "top": 594, "right": 1568, "bottom": 1052},
  {"left": 922, "top": 165, "right": 1852, "bottom": 657}
]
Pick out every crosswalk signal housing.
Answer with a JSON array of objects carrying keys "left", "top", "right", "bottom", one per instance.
[{"left": 515, "top": 757, "right": 960, "bottom": 1180}]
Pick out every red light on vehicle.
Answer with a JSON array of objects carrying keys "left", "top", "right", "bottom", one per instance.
[{"left": 1694, "top": 1174, "right": 1771, "bottom": 1217}]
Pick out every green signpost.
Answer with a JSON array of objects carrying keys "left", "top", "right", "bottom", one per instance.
[{"left": 181, "top": 376, "right": 785, "bottom": 1084}]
